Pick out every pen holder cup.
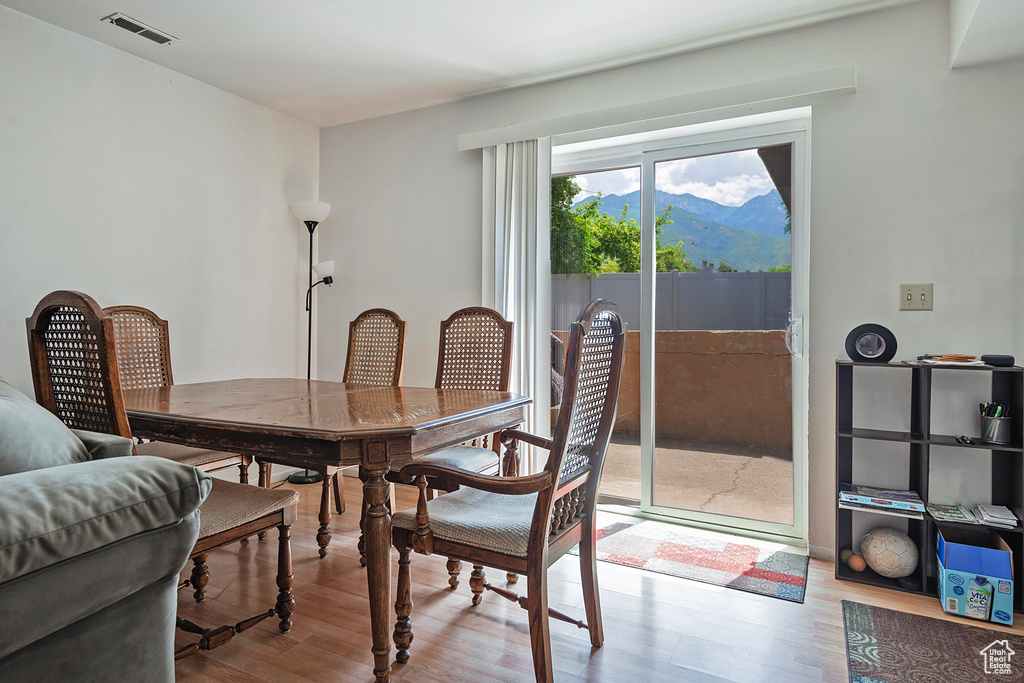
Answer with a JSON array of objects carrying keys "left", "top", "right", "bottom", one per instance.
[{"left": 980, "top": 416, "right": 1011, "bottom": 445}]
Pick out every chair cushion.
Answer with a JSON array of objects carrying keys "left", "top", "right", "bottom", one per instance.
[
  {"left": 135, "top": 440, "right": 241, "bottom": 468},
  {"left": 416, "top": 444, "right": 499, "bottom": 473},
  {"left": 198, "top": 480, "right": 299, "bottom": 539},
  {"left": 393, "top": 487, "right": 538, "bottom": 557},
  {"left": 0, "top": 456, "right": 211, "bottom": 584},
  {"left": 0, "top": 376, "right": 89, "bottom": 476}
]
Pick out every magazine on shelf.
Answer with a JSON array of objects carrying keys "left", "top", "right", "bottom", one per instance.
[
  {"left": 839, "top": 500, "right": 924, "bottom": 520},
  {"left": 926, "top": 503, "right": 981, "bottom": 524},
  {"left": 974, "top": 504, "right": 1018, "bottom": 528},
  {"left": 839, "top": 484, "right": 925, "bottom": 512}
]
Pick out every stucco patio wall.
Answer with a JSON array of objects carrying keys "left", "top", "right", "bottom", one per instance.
[{"left": 555, "top": 330, "right": 793, "bottom": 453}]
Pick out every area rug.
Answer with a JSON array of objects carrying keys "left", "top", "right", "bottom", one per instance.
[
  {"left": 570, "top": 518, "right": 809, "bottom": 603},
  {"left": 843, "top": 601, "right": 1024, "bottom": 682}
]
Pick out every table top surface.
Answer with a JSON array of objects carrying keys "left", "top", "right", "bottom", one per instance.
[{"left": 121, "top": 377, "right": 530, "bottom": 439}]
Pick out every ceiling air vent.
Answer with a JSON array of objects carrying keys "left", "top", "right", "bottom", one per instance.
[{"left": 102, "top": 13, "right": 177, "bottom": 45}]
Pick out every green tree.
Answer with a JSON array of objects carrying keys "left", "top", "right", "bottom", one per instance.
[
  {"left": 549, "top": 178, "right": 697, "bottom": 274},
  {"left": 716, "top": 261, "right": 736, "bottom": 273},
  {"left": 550, "top": 176, "right": 599, "bottom": 275}
]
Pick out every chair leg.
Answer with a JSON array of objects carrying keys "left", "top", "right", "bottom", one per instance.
[
  {"left": 191, "top": 553, "right": 210, "bottom": 603},
  {"left": 526, "top": 569, "right": 554, "bottom": 683},
  {"left": 317, "top": 473, "right": 332, "bottom": 558},
  {"left": 333, "top": 471, "right": 346, "bottom": 514},
  {"left": 580, "top": 518, "right": 605, "bottom": 649},
  {"left": 470, "top": 565, "right": 486, "bottom": 606},
  {"left": 239, "top": 455, "right": 252, "bottom": 484},
  {"left": 276, "top": 523, "right": 295, "bottom": 633},
  {"left": 257, "top": 461, "right": 272, "bottom": 540},
  {"left": 446, "top": 559, "right": 462, "bottom": 589},
  {"left": 394, "top": 545, "right": 414, "bottom": 663}
]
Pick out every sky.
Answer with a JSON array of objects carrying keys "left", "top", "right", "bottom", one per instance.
[{"left": 571, "top": 149, "right": 774, "bottom": 207}]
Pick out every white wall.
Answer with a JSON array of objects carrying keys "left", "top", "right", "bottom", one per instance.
[
  {"left": 319, "top": 0, "right": 1024, "bottom": 555},
  {"left": 0, "top": 7, "right": 320, "bottom": 395}
]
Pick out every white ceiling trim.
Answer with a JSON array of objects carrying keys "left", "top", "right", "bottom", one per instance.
[{"left": 457, "top": 65, "right": 856, "bottom": 151}]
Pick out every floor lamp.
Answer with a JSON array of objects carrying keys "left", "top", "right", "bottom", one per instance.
[{"left": 289, "top": 200, "right": 332, "bottom": 485}]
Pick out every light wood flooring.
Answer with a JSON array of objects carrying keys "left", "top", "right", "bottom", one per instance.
[{"left": 176, "top": 478, "right": 1022, "bottom": 682}]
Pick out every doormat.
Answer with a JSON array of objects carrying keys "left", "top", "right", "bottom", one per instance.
[
  {"left": 843, "top": 600, "right": 1024, "bottom": 682},
  {"left": 571, "top": 519, "right": 809, "bottom": 603}
]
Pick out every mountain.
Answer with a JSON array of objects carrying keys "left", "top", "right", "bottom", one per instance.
[{"left": 572, "top": 188, "right": 790, "bottom": 271}]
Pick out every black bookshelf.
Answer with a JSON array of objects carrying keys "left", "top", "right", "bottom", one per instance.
[{"left": 835, "top": 360, "right": 1024, "bottom": 613}]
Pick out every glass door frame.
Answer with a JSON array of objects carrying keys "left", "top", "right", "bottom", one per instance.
[{"left": 638, "top": 119, "right": 810, "bottom": 543}]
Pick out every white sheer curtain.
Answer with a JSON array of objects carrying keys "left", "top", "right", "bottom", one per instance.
[{"left": 482, "top": 139, "right": 552, "bottom": 472}]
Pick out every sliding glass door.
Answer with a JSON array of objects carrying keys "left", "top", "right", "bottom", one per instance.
[
  {"left": 551, "top": 112, "right": 809, "bottom": 542},
  {"left": 639, "top": 129, "right": 808, "bottom": 540}
]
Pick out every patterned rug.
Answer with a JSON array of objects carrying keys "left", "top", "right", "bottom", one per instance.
[
  {"left": 843, "top": 601, "right": 1024, "bottom": 682},
  {"left": 571, "top": 519, "right": 809, "bottom": 603}
]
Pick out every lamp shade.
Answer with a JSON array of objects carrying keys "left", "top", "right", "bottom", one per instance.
[
  {"left": 291, "top": 201, "right": 331, "bottom": 224},
  {"left": 313, "top": 260, "right": 335, "bottom": 279}
]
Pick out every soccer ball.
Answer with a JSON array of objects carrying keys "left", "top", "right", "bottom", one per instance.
[{"left": 860, "top": 527, "right": 919, "bottom": 578}]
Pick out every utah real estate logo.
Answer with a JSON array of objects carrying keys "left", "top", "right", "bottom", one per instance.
[{"left": 980, "top": 640, "right": 1015, "bottom": 675}]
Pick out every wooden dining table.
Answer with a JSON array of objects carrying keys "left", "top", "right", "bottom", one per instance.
[{"left": 121, "top": 377, "right": 530, "bottom": 683}]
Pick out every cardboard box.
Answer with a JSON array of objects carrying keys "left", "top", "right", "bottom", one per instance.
[{"left": 937, "top": 527, "right": 1014, "bottom": 625}]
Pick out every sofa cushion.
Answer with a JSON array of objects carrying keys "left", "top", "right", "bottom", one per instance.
[
  {"left": 0, "top": 513, "right": 199, "bottom": 662},
  {"left": 0, "top": 456, "right": 211, "bottom": 584},
  {"left": 0, "top": 376, "right": 89, "bottom": 476}
]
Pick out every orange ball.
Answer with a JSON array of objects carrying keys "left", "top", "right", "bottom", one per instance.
[{"left": 847, "top": 554, "right": 867, "bottom": 572}]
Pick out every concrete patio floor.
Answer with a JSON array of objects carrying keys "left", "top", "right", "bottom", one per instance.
[{"left": 599, "top": 434, "right": 794, "bottom": 526}]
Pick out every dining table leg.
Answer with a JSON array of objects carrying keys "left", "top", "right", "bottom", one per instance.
[
  {"left": 362, "top": 440, "right": 393, "bottom": 683},
  {"left": 316, "top": 469, "right": 332, "bottom": 558}
]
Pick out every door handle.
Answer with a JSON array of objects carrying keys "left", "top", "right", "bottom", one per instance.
[{"left": 785, "top": 318, "right": 803, "bottom": 357}]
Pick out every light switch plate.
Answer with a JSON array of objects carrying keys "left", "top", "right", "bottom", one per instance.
[{"left": 900, "top": 283, "right": 933, "bottom": 311}]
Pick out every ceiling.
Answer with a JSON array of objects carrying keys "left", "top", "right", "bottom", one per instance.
[{"left": 3, "top": 0, "right": 1021, "bottom": 128}]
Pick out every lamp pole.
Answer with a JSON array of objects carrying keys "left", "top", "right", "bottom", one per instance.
[
  {"left": 288, "top": 201, "right": 332, "bottom": 485},
  {"left": 306, "top": 222, "right": 316, "bottom": 380}
]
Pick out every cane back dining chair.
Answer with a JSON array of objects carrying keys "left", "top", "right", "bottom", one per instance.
[
  {"left": 367, "top": 307, "right": 514, "bottom": 575},
  {"left": 103, "top": 305, "right": 250, "bottom": 482},
  {"left": 329, "top": 307, "right": 407, "bottom": 511},
  {"left": 27, "top": 290, "right": 299, "bottom": 655},
  {"left": 390, "top": 300, "right": 625, "bottom": 682}
]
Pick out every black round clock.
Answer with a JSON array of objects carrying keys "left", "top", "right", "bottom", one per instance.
[{"left": 845, "top": 324, "right": 897, "bottom": 363}]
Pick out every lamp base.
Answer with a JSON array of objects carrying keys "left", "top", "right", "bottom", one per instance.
[{"left": 287, "top": 469, "right": 323, "bottom": 485}]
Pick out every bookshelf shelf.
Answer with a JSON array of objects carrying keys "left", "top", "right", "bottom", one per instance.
[{"left": 835, "top": 360, "right": 1024, "bottom": 614}]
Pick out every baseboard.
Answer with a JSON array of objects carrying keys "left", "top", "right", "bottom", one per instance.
[{"left": 809, "top": 543, "right": 834, "bottom": 562}]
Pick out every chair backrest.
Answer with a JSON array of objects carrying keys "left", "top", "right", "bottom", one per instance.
[
  {"left": 104, "top": 305, "right": 174, "bottom": 390},
  {"left": 342, "top": 308, "right": 406, "bottom": 386},
  {"left": 435, "top": 307, "right": 513, "bottom": 391},
  {"left": 536, "top": 300, "right": 625, "bottom": 546},
  {"left": 26, "top": 291, "right": 133, "bottom": 439}
]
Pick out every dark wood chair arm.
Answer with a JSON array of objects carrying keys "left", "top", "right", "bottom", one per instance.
[
  {"left": 500, "top": 428, "right": 554, "bottom": 453},
  {"left": 398, "top": 462, "right": 552, "bottom": 495}
]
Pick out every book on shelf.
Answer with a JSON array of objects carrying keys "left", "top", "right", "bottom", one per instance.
[
  {"left": 839, "top": 484, "right": 925, "bottom": 512},
  {"left": 926, "top": 503, "right": 981, "bottom": 524},
  {"left": 838, "top": 500, "right": 924, "bottom": 520}
]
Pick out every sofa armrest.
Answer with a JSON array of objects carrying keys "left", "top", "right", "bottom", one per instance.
[
  {"left": 0, "top": 457, "right": 211, "bottom": 584},
  {"left": 70, "top": 429, "right": 134, "bottom": 460}
]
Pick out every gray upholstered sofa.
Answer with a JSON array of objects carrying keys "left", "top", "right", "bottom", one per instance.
[{"left": 0, "top": 376, "right": 211, "bottom": 682}]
